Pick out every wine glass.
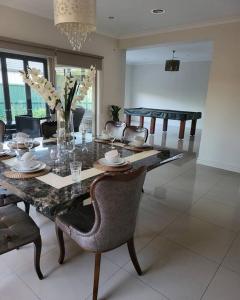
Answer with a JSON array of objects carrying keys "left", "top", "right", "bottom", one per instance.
[
  {"left": 109, "top": 134, "right": 116, "bottom": 149},
  {"left": 24, "top": 137, "right": 34, "bottom": 152}
]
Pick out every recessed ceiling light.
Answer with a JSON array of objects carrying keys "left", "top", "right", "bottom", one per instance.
[
  {"left": 151, "top": 9, "right": 166, "bottom": 15},
  {"left": 108, "top": 16, "right": 115, "bottom": 20}
]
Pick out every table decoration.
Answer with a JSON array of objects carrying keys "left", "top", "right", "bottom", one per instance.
[{"left": 20, "top": 66, "right": 96, "bottom": 153}]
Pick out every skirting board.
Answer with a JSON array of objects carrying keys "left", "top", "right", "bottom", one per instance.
[{"left": 197, "top": 158, "right": 240, "bottom": 174}]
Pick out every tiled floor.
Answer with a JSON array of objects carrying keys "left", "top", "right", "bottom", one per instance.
[{"left": 1, "top": 125, "right": 240, "bottom": 300}]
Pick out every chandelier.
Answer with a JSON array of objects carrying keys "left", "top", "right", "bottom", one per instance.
[{"left": 54, "top": 0, "right": 96, "bottom": 51}]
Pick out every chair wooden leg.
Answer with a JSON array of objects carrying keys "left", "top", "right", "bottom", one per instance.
[
  {"left": 127, "top": 238, "right": 142, "bottom": 276},
  {"left": 24, "top": 202, "right": 30, "bottom": 215},
  {"left": 33, "top": 236, "right": 43, "bottom": 280},
  {"left": 55, "top": 225, "right": 65, "bottom": 264},
  {"left": 93, "top": 253, "right": 101, "bottom": 300}
]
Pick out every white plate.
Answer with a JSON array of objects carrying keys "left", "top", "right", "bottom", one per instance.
[
  {"left": 12, "top": 162, "right": 46, "bottom": 173},
  {"left": 98, "top": 158, "right": 127, "bottom": 167}
]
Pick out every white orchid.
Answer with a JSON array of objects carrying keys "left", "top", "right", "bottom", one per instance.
[{"left": 20, "top": 66, "right": 96, "bottom": 116}]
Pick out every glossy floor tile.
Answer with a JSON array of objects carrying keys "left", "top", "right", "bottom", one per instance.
[
  {"left": 162, "top": 214, "right": 236, "bottom": 263},
  {"left": 202, "top": 267, "right": 240, "bottom": 300},
  {"left": 1, "top": 127, "right": 240, "bottom": 300},
  {"left": 124, "top": 236, "right": 218, "bottom": 300}
]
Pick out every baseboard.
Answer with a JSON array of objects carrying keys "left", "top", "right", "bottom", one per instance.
[{"left": 197, "top": 158, "right": 240, "bottom": 174}]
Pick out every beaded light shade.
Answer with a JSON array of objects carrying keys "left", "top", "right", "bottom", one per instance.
[{"left": 54, "top": 0, "right": 96, "bottom": 51}]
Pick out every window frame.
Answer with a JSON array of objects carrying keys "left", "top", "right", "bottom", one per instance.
[{"left": 0, "top": 51, "right": 49, "bottom": 127}]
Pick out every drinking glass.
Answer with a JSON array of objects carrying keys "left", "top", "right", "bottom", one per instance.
[
  {"left": 50, "top": 148, "right": 59, "bottom": 172},
  {"left": 70, "top": 161, "right": 82, "bottom": 183}
]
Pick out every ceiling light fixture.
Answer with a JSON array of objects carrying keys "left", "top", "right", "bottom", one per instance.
[
  {"left": 165, "top": 50, "right": 180, "bottom": 71},
  {"left": 151, "top": 9, "right": 166, "bottom": 15},
  {"left": 54, "top": 0, "right": 96, "bottom": 51}
]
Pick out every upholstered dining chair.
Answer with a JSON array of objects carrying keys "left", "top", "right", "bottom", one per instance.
[
  {"left": 0, "top": 189, "right": 30, "bottom": 214},
  {"left": 0, "top": 204, "right": 43, "bottom": 279},
  {"left": 55, "top": 166, "right": 146, "bottom": 300},
  {"left": 123, "top": 125, "right": 148, "bottom": 143},
  {"left": 0, "top": 119, "right": 6, "bottom": 142},
  {"left": 41, "top": 121, "right": 57, "bottom": 139},
  {"left": 105, "top": 120, "right": 126, "bottom": 140}
]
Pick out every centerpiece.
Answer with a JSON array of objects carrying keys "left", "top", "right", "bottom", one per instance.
[{"left": 20, "top": 66, "right": 96, "bottom": 152}]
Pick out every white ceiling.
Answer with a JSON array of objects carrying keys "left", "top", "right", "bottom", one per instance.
[
  {"left": 0, "top": 0, "right": 240, "bottom": 38},
  {"left": 126, "top": 41, "right": 213, "bottom": 65}
]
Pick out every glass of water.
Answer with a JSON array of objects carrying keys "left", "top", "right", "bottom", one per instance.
[{"left": 70, "top": 161, "right": 82, "bottom": 183}]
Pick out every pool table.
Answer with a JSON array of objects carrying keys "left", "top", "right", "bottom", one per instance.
[{"left": 124, "top": 107, "right": 202, "bottom": 139}]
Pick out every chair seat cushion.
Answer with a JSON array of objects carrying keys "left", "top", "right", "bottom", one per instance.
[
  {"left": 0, "top": 205, "right": 39, "bottom": 254},
  {"left": 56, "top": 204, "right": 95, "bottom": 235}
]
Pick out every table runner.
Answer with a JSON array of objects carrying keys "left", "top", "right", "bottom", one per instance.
[
  {"left": 37, "top": 149, "right": 159, "bottom": 189},
  {"left": 2, "top": 150, "right": 159, "bottom": 189}
]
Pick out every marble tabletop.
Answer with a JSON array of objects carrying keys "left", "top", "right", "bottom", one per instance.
[{"left": 0, "top": 134, "right": 182, "bottom": 220}]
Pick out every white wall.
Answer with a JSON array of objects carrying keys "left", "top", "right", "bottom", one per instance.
[
  {"left": 125, "top": 61, "right": 211, "bottom": 128},
  {"left": 0, "top": 5, "right": 126, "bottom": 132},
  {"left": 120, "top": 21, "right": 240, "bottom": 173}
]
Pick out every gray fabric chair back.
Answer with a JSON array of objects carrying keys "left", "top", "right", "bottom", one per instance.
[
  {"left": 83, "top": 167, "right": 146, "bottom": 252},
  {"left": 123, "top": 126, "right": 148, "bottom": 143},
  {"left": 73, "top": 107, "right": 85, "bottom": 132},
  {"left": 41, "top": 121, "right": 57, "bottom": 139},
  {"left": 15, "top": 115, "right": 41, "bottom": 138},
  {"left": 105, "top": 121, "right": 126, "bottom": 140},
  {"left": 0, "top": 120, "right": 5, "bottom": 142}
]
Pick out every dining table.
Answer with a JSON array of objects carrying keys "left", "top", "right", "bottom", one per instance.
[{"left": 0, "top": 134, "right": 183, "bottom": 221}]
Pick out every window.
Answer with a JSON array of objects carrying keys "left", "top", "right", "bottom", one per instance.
[
  {"left": 55, "top": 66, "right": 96, "bottom": 133},
  {"left": 0, "top": 52, "right": 49, "bottom": 126}
]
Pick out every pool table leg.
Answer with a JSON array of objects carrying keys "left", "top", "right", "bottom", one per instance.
[
  {"left": 139, "top": 116, "right": 144, "bottom": 127},
  {"left": 190, "top": 119, "right": 197, "bottom": 136},
  {"left": 150, "top": 117, "right": 156, "bottom": 134},
  {"left": 126, "top": 115, "right": 131, "bottom": 126},
  {"left": 163, "top": 119, "right": 168, "bottom": 132},
  {"left": 179, "top": 120, "right": 186, "bottom": 139}
]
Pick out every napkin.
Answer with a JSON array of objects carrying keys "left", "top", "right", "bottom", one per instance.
[{"left": 104, "top": 150, "right": 120, "bottom": 163}]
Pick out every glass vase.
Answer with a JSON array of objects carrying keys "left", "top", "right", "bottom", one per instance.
[{"left": 57, "top": 109, "right": 75, "bottom": 154}]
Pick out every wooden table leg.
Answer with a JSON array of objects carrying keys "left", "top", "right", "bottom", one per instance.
[
  {"left": 163, "top": 119, "right": 168, "bottom": 132},
  {"left": 139, "top": 116, "right": 144, "bottom": 127},
  {"left": 190, "top": 119, "right": 197, "bottom": 136},
  {"left": 179, "top": 120, "right": 186, "bottom": 139},
  {"left": 126, "top": 114, "right": 131, "bottom": 126},
  {"left": 150, "top": 117, "right": 156, "bottom": 134}
]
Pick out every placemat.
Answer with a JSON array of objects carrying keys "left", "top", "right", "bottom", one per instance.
[
  {"left": 0, "top": 154, "right": 15, "bottom": 161},
  {"left": 123, "top": 145, "right": 153, "bottom": 152},
  {"left": 94, "top": 138, "right": 111, "bottom": 144},
  {"left": 4, "top": 166, "right": 51, "bottom": 180},
  {"left": 93, "top": 161, "right": 132, "bottom": 172},
  {"left": 7, "top": 141, "right": 40, "bottom": 150}
]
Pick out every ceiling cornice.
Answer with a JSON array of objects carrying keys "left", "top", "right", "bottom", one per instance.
[{"left": 118, "top": 15, "right": 240, "bottom": 40}]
